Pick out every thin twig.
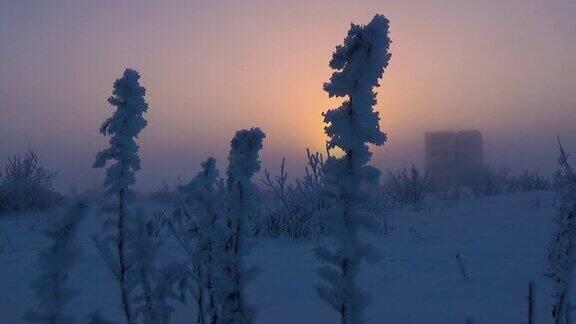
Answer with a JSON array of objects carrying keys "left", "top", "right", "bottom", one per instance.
[
  {"left": 456, "top": 253, "right": 468, "bottom": 280},
  {"left": 528, "top": 281, "right": 534, "bottom": 324},
  {"left": 92, "top": 236, "right": 120, "bottom": 281},
  {"left": 0, "top": 225, "right": 15, "bottom": 251},
  {"left": 409, "top": 227, "right": 423, "bottom": 240}
]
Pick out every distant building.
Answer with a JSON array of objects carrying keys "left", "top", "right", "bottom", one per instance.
[{"left": 425, "top": 130, "right": 484, "bottom": 187}]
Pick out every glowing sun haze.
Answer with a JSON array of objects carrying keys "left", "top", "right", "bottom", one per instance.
[{"left": 1, "top": 0, "right": 575, "bottom": 191}]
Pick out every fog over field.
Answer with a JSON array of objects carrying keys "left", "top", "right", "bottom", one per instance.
[
  {"left": 1, "top": 0, "right": 575, "bottom": 191},
  {"left": 2, "top": 1, "right": 576, "bottom": 324}
]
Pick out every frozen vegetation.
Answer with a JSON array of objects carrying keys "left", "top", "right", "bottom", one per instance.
[
  {"left": 547, "top": 140, "right": 576, "bottom": 324},
  {"left": 0, "top": 148, "right": 62, "bottom": 214},
  {"left": 0, "top": 13, "right": 574, "bottom": 324},
  {"left": 92, "top": 68, "right": 150, "bottom": 324},
  {"left": 0, "top": 185, "right": 568, "bottom": 323},
  {"left": 317, "top": 14, "right": 391, "bottom": 323}
]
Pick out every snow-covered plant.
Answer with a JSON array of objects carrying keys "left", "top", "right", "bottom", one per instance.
[
  {"left": 254, "top": 149, "right": 328, "bottom": 239},
  {"left": 261, "top": 158, "right": 291, "bottom": 214},
  {"left": 152, "top": 263, "right": 189, "bottom": 324},
  {"left": 301, "top": 148, "right": 326, "bottom": 190},
  {"left": 93, "top": 68, "right": 148, "bottom": 199},
  {"left": 220, "top": 128, "right": 265, "bottom": 324},
  {"left": 384, "top": 163, "right": 430, "bottom": 209},
  {"left": 23, "top": 201, "right": 87, "bottom": 324},
  {"left": 316, "top": 14, "right": 391, "bottom": 323},
  {"left": 94, "top": 69, "right": 148, "bottom": 198},
  {"left": 165, "top": 208, "right": 208, "bottom": 323},
  {"left": 92, "top": 68, "right": 149, "bottom": 324},
  {"left": 96, "top": 208, "right": 179, "bottom": 324},
  {"left": 125, "top": 209, "right": 168, "bottom": 323},
  {"left": 258, "top": 158, "right": 308, "bottom": 238},
  {"left": 548, "top": 140, "right": 576, "bottom": 324},
  {"left": 471, "top": 166, "right": 509, "bottom": 197},
  {"left": 506, "top": 169, "right": 550, "bottom": 193},
  {"left": 0, "top": 147, "right": 61, "bottom": 214},
  {"left": 176, "top": 157, "right": 225, "bottom": 323}
]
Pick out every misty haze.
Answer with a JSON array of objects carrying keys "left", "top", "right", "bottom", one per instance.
[{"left": 0, "top": 1, "right": 575, "bottom": 323}]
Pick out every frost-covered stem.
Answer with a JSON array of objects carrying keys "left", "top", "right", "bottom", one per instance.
[
  {"left": 208, "top": 272, "right": 218, "bottom": 324},
  {"left": 220, "top": 128, "right": 265, "bottom": 323},
  {"left": 92, "top": 68, "right": 148, "bottom": 324},
  {"left": 224, "top": 183, "right": 248, "bottom": 321},
  {"left": 235, "top": 187, "right": 246, "bottom": 310},
  {"left": 554, "top": 276, "right": 572, "bottom": 324},
  {"left": 140, "top": 267, "right": 155, "bottom": 323},
  {"left": 528, "top": 282, "right": 534, "bottom": 324},
  {"left": 549, "top": 139, "right": 576, "bottom": 324},
  {"left": 0, "top": 225, "right": 14, "bottom": 251},
  {"left": 317, "top": 14, "right": 391, "bottom": 324},
  {"left": 262, "top": 158, "right": 292, "bottom": 214},
  {"left": 195, "top": 264, "right": 205, "bottom": 324},
  {"left": 23, "top": 202, "right": 87, "bottom": 324},
  {"left": 125, "top": 208, "right": 169, "bottom": 323},
  {"left": 132, "top": 219, "right": 157, "bottom": 323},
  {"left": 205, "top": 215, "right": 218, "bottom": 324},
  {"left": 117, "top": 190, "right": 134, "bottom": 324},
  {"left": 206, "top": 212, "right": 218, "bottom": 324},
  {"left": 336, "top": 190, "right": 360, "bottom": 323},
  {"left": 178, "top": 157, "right": 224, "bottom": 324},
  {"left": 456, "top": 253, "right": 468, "bottom": 280}
]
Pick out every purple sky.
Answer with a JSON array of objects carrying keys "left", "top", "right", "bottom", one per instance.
[{"left": 1, "top": 0, "right": 575, "bottom": 192}]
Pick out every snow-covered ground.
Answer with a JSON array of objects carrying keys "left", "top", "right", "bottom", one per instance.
[{"left": 0, "top": 190, "right": 559, "bottom": 323}]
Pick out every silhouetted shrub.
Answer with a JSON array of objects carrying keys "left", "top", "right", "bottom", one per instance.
[
  {"left": 471, "top": 166, "right": 509, "bottom": 197},
  {"left": 0, "top": 148, "right": 62, "bottom": 214},
  {"left": 253, "top": 150, "right": 327, "bottom": 239},
  {"left": 507, "top": 169, "right": 550, "bottom": 192},
  {"left": 384, "top": 163, "right": 431, "bottom": 208},
  {"left": 472, "top": 167, "right": 550, "bottom": 197}
]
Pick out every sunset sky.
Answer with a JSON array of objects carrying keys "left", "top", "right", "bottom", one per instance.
[{"left": 1, "top": 0, "right": 575, "bottom": 191}]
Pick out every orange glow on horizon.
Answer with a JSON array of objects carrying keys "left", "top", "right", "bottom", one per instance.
[{"left": 1, "top": 0, "right": 575, "bottom": 189}]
